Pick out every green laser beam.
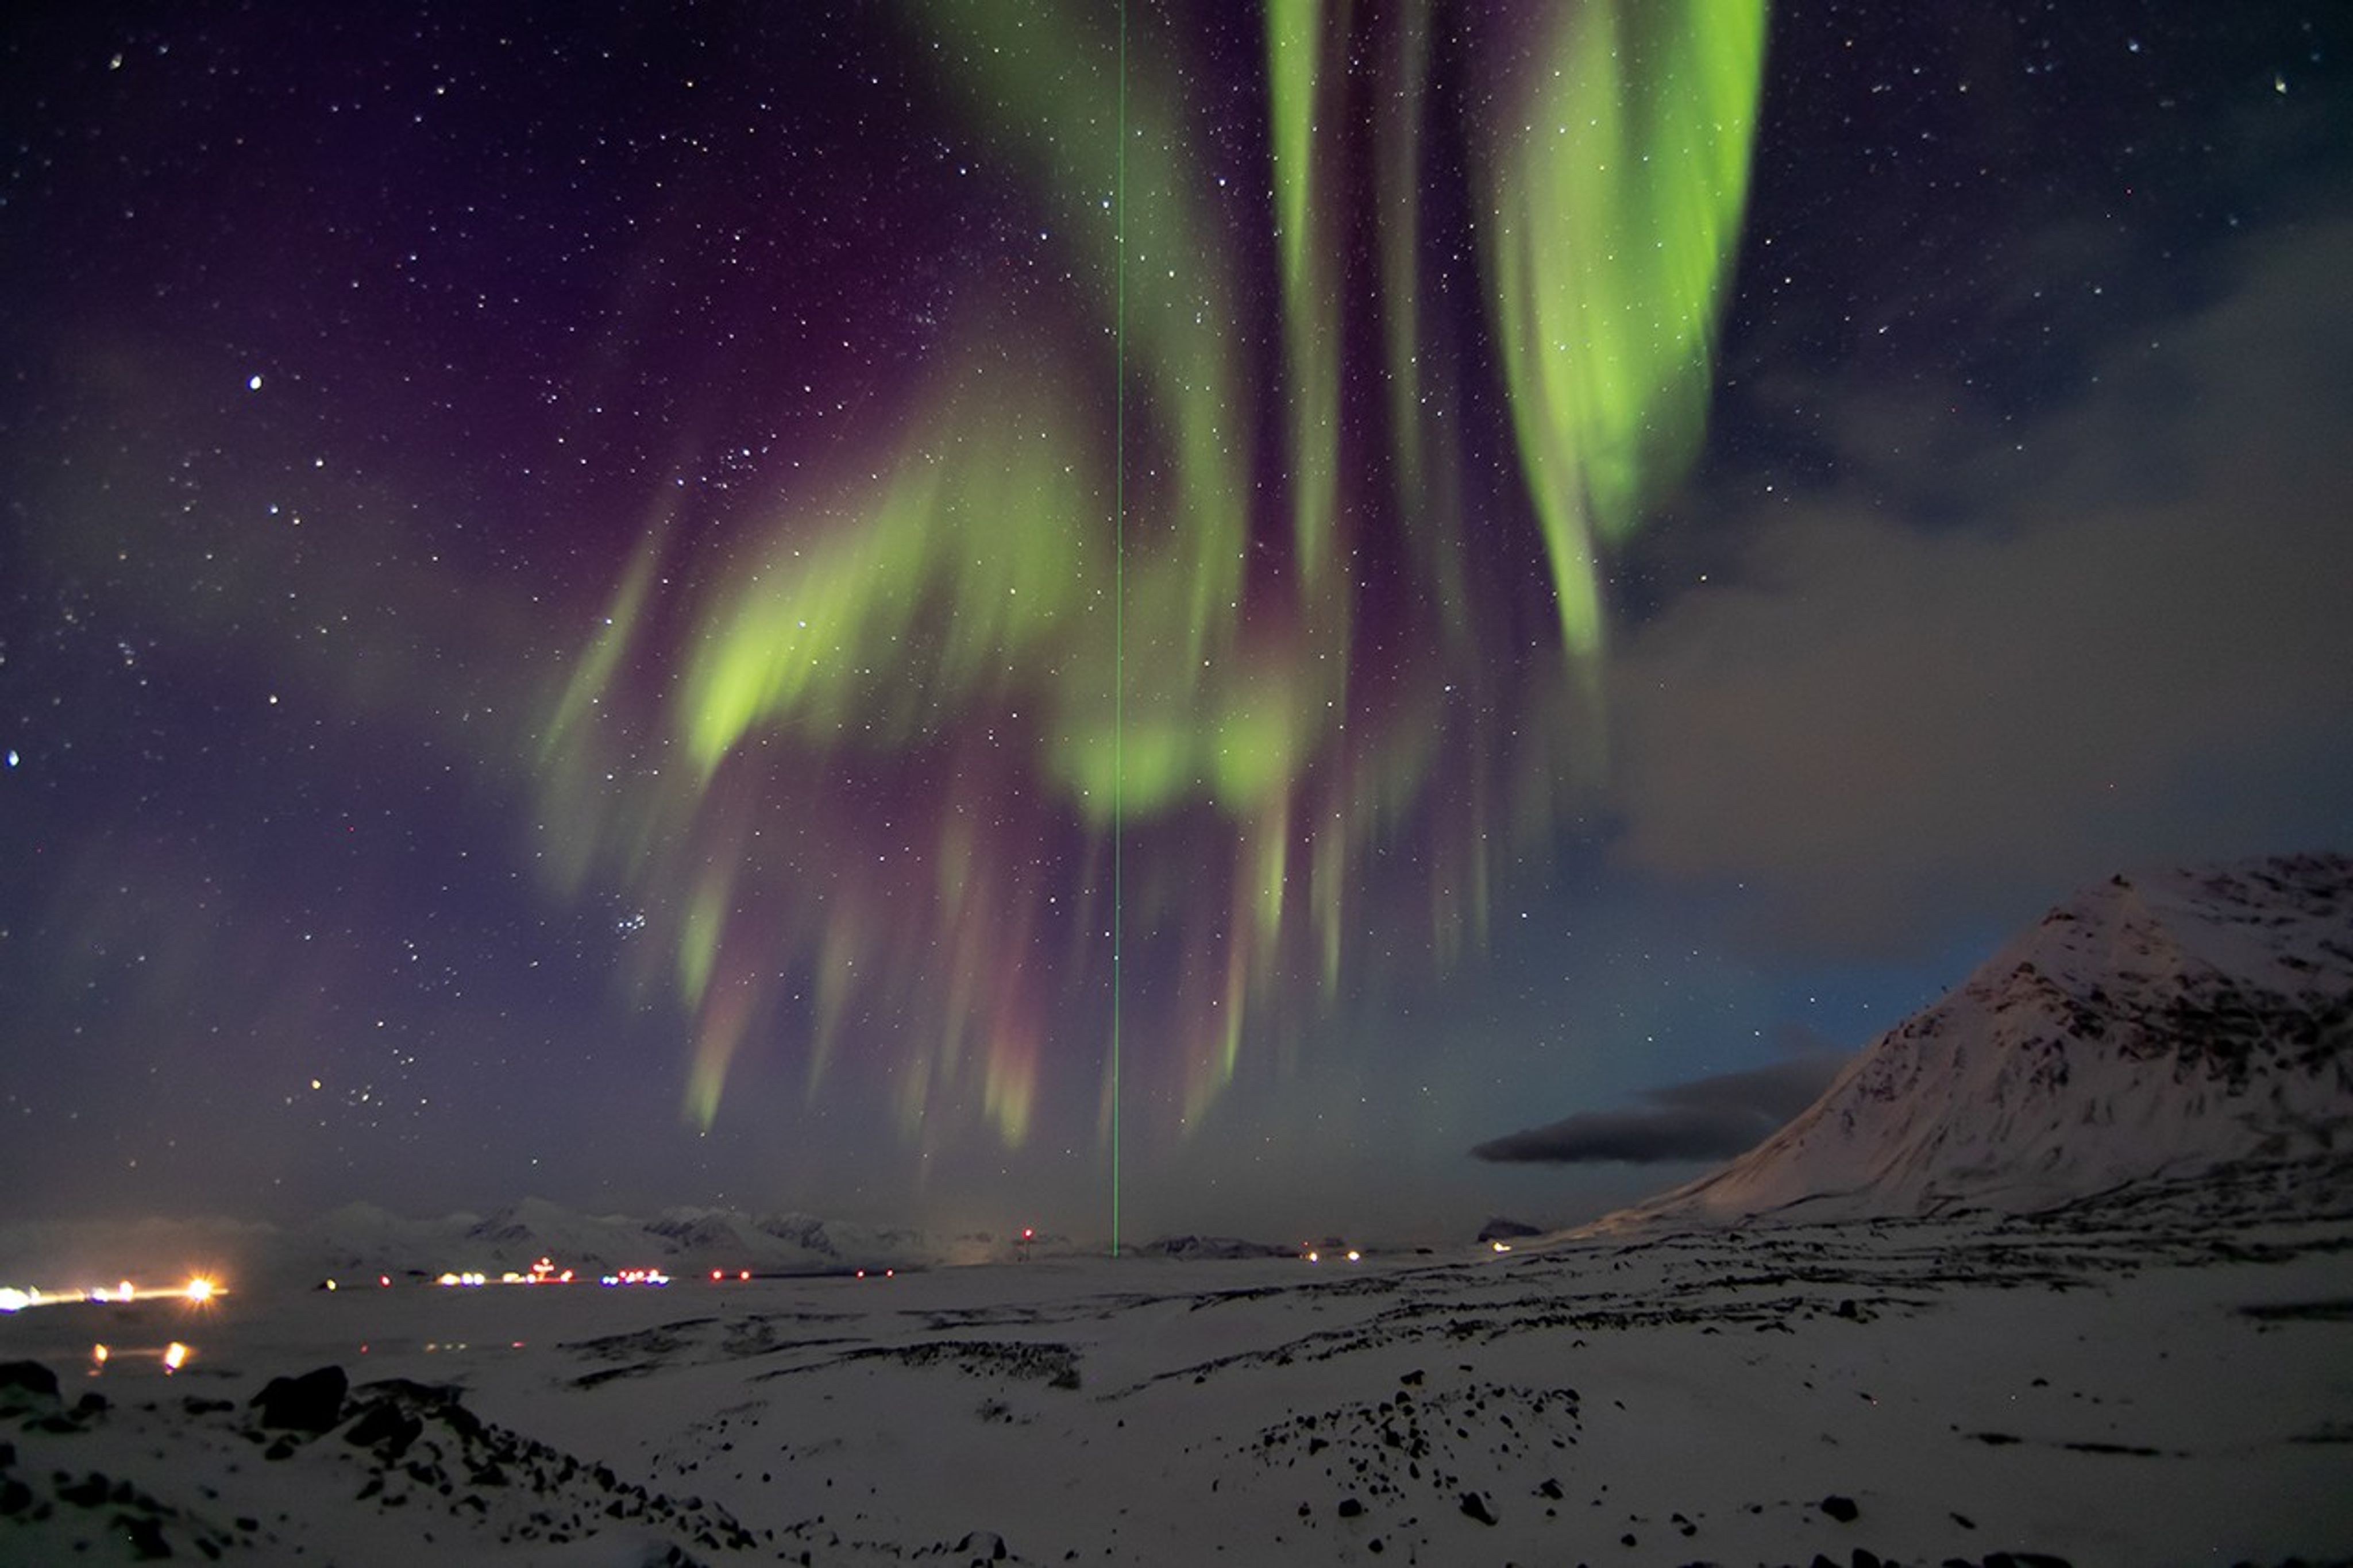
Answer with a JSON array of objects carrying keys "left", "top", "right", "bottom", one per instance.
[{"left": 1111, "top": 0, "right": 1126, "bottom": 1261}]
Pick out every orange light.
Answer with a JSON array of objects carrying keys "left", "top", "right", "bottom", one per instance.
[
  {"left": 186, "top": 1277, "right": 217, "bottom": 1303},
  {"left": 163, "top": 1343, "right": 190, "bottom": 1373}
]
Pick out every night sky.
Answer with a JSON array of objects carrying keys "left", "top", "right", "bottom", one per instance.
[{"left": 3, "top": 3, "right": 2348, "bottom": 1247}]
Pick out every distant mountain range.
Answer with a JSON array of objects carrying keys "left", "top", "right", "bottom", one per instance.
[
  {"left": 0, "top": 1198, "right": 1069, "bottom": 1289},
  {"left": 1610, "top": 852, "right": 2353, "bottom": 1226},
  {"left": 279, "top": 1198, "right": 1048, "bottom": 1281}
]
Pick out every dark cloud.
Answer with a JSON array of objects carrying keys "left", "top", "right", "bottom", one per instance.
[
  {"left": 1608, "top": 218, "right": 2353, "bottom": 957},
  {"left": 1471, "top": 1053, "right": 1850, "bottom": 1166}
]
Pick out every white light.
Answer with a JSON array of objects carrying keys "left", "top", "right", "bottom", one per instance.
[{"left": 0, "top": 1287, "right": 29, "bottom": 1313}]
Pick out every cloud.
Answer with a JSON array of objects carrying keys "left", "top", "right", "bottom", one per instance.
[
  {"left": 1471, "top": 1053, "right": 1850, "bottom": 1166},
  {"left": 1607, "top": 218, "right": 2353, "bottom": 957}
]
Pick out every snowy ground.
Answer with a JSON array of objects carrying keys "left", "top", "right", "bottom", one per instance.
[{"left": 5, "top": 1167, "right": 2351, "bottom": 1566}]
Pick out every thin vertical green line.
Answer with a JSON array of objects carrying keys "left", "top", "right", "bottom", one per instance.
[{"left": 1110, "top": 0, "right": 1126, "bottom": 1260}]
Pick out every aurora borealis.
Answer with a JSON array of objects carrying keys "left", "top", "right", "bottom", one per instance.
[
  {"left": 536, "top": 0, "right": 1765, "bottom": 1155},
  {"left": 5, "top": 3, "right": 2351, "bottom": 1242}
]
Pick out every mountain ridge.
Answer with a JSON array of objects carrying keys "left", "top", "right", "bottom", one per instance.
[{"left": 1604, "top": 851, "right": 2353, "bottom": 1227}]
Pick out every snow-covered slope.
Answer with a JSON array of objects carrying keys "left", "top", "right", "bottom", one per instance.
[
  {"left": 1622, "top": 852, "right": 2353, "bottom": 1223},
  {"left": 7, "top": 1179, "right": 2352, "bottom": 1565}
]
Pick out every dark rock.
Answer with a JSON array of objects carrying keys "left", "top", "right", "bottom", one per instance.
[
  {"left": 74, "top": 1392, "right": 109, "bottom": 1417},
  {"left": 0, "top": 1361, "right": 60, "bottom": 1409},
  {"left": 1459, "top": 1491, "right": 1496, "bottom": 1526},
  {"left": 1820, "top": 1493, "right": 1861, "bottom": 1523},
  {"left": 61, "top": 1472, "right": 111, "bottom": 1507},
  {"left": 1536, "top": 1478, "right": 1563, "bottom": 1500},
  {"left": 343, "top": 1401, "right": 422, "bottom": 1459},
  {"left": 1853, "top": 1549, "right": 1883, "bottom": 1568},
  {"left": 1337, "top": 1497, "right": 1363, "bottom": 1518},
  {"left": 250, "top": 1366, "right": 348, "bottom": 1433},
  {"left": 0, "top": 1478, "right": 33, "bottom": 1516},
  {"left": 954, "top": 1529, "right": 1008, "bottom": 1562}
]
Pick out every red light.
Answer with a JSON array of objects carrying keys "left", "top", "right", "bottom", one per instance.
[
  {"left": 738, "top": 1270, "right": 750, "bottom": 1281},
  {"left": 711, "top": 1269, "right": 723, "bottom": 1282}
]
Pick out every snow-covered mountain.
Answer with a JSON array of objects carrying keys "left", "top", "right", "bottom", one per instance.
[{"left": 1615, "top": 852, "right": 2353, "bottom": 1225}]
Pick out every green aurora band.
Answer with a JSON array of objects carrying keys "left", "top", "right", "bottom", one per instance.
[{"left": 534, "top": 1, "right": 1765, "bottom": 1153}]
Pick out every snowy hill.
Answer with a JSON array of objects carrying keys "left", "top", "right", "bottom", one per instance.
[{"left": 1615, "top": 852, "right": 2353, "bottom": 1225}]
